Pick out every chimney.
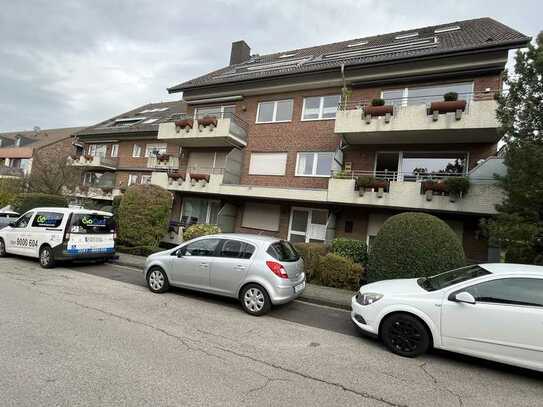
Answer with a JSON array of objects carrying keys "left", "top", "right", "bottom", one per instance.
[{"left": 229, "top": 40, "right": 251, "bottom": 65}]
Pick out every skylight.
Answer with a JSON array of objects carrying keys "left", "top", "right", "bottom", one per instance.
[
  {"left": 279, "top": 53, "right": 298, "bottom": 58},
  {"left": 434, "top": 25, "right": 461, "bottom": 34},
  {"left": 395, "top": 32, "right": 419, "bottom": 40},
  {"left": 110, "top": 117, "right": 145, "bottom": 127},
  {"left": 140, "top": 107, "right": 169, "bottom": 113},
  {"left": 322, "top": 37, "right": 438, "bottom": 60},
  {"left": 142, "top": 118, "right": 159, "bottom": 124},
  {"left": 245, "top": 57, "right": 310, "bottom": 72},
  {"left": 347, "top": 41, "right": 369, "bottom": 48}
]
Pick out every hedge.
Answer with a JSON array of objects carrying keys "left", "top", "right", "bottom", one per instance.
[
  {"left": 293, "top": 242, "right": 329, "bottom": 283},
  {"left": 0, "top": 178, "right": 23, "bottom": 208},
  {"left": 117, "top": 184, "right": 172, "bottom": 248},
  {"left": 331, "top": 238, "right": 368, "bottom": 265},
  {"left": 183, "top": 224, "right": 221, "bottom": 241},
  {"left": 116, "top": 245, "right": 164, "bottom": 257},
  {"left": 317, "top": 253, "right": 364, "bottom": 291},
  {"left": 368, "top": 212, "right": 465, "bottom": 281},
  {"left": 12, "top": 193, "right": 68, "bottom": 213}
]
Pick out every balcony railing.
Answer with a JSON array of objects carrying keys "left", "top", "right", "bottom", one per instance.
[
  {"left": 0, "top": 166, "right": 25, "bottom": 177},
  {"left": 158, "top": 111, "right": 248, "bottom": 147},
  {"left": 67, "top": 155, "right": 118, "bottom": 169},
  {"left": 147, "top": 155, "right": 180, "bottom": 170}
]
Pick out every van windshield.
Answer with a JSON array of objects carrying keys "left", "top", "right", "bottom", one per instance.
[
  {"left": 267, "top": 241, "right": 300, "bottom": 262},
  {"left": 70, "top": 213, "right": 115, "bottom": 234}
]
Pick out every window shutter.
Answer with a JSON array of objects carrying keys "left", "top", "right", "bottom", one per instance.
[{"left": 249, "top": 153, "right": 287, "bottom": 176}]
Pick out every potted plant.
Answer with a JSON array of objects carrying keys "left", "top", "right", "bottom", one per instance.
[
  {"left": 355, "top": 176, "right": 389, "bottom": 196},
  {"left": 175, "top": 118, "right": 193, "bottom": 132},
  {"left": 102, "top": 187, "right": 113, "bottom": 195},
  {"left": 421, "top": 179, "right": 447, "bottom": 201},
  {"left": 169, "top": 171, "right": 185, "bottom": 183},
  {"left": 363, "top": 98, "right": 394, "bottom": 117},
  {"left": 83, "top": 154, "right": 94, "bottom": 162},
  {"left": 444, "top": 176, "right": 471, "bottom": 202},
  {"left": 429, "top": 91, "right": 467, "bottom": 114},
  {"left": 198, "top": 116, "right": 218, "bottom": 127},
  {"left": 157, "top": 153, "right": 170, "bottom": 163},
  {"left": 190, "top": 173, "right": 210, "bottom": 184}
]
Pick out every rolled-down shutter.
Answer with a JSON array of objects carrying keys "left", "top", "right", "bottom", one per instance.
[{"left": 249, "top": 153, "right": 287, "bottom": 176}]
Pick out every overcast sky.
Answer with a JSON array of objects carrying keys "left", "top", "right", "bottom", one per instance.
[{"left": 1, "top": 0, "right": 540, "bottom": 132}]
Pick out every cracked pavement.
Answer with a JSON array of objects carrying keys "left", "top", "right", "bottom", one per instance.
[{"left": 1, "top": 258, "right": 542, "bottom": 406}]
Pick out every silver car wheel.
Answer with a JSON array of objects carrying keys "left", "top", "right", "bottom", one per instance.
[
  {"left": 40, "top": 249, "right": 50, "bottom": 266},
  {"left": 149, "top": 270, "right": 165, "bottom": 291},
  {"left": 244, "top": 287, "right": 265, "bottom": 312}
]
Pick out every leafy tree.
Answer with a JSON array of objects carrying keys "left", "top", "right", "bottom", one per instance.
[
  {"left": 0, "top": 177, "right": 24, "bottom": 208},
  {"left": 12, "top": 193, "right": 68, "bottom": 213},
  {"left": 485, "top": 32, "right": 543, "bottom": 263},
  {"left": 26, "top": 148, "right": 81, "bottom": 195}
]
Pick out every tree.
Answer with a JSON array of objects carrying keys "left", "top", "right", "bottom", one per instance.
[
  {"left": 485, "top": 32, "right": 543, "bottom": 263},
  {"left": 368, "top": 212, "right": 465, "bottom": 281},
  {"left": 0, "top": 177, "right": 24, "bottom": 208},
  {"left": 26, "top": 147, "right": 81, "bottom": 195}
]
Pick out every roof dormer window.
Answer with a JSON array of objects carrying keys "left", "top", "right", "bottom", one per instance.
[{"left": 395, "top": 32, "right": 419, "bottom": 40}]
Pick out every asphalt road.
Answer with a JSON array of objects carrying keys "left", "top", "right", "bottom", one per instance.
[{"left": 0, "top": 257, "right": 542, "bottom": 407}]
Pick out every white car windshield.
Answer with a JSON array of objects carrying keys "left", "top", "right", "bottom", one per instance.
[{"left": 418, "top": 265, "right": 490, "bottom": 291}]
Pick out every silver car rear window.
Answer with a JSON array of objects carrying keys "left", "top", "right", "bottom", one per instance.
[{"left": 267, "top": 241, "right": 300, "bottom": 262}]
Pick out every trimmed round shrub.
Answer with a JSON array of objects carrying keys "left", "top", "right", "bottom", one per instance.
[
  {"left": 317, "top": 253, "right": 364, "bottom": 291},
  {"left": 331, "top": 238, "right": 368, "bottom": 265},
  {"left": 183, "top": 223, "right": 221, "bottom": 241},
  {"left": 293, "top": 242, "right": 329, "bottom": 283},
  {"left": 117, "top": 184, "right": 172, "bottom": 248},
  {"left": 12, "top": 193, "right": 67, "bottom": 213},
  {"left": 368, "top": 212, "right": 465, "bottom": 281}
]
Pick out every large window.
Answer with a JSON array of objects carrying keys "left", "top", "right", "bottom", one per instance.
[
  {"left": 181, "top": 198, "right": 220, "bottom": 225},
  {"left": 256, "top": 100, "right": 293, "bottom": 123},
  {"left": 69, "top": 214, "right": 115, "bottom": 234},
  {"left": 83, "top": 172, "right": 115, "bottom": 188},
  {"left": 195, "top": 105, "right": 235, "bottom": 119},
  {"left": 383, "top": 82, "right": 473, "bottom": 106},
  {"left": 88, "top": 144, "right": 107, "bottom": 158},
  {"left": 32, "top": 212, "right": 64, "bottom": 228},
  {"left": 465, "top": 278, "right": 543, "bottom": 307},
  {"left": 296, "top": 152, "right": 334, "bottom": 177},
  {"left": 302, "top": 95, "right": 341, "bottom": 120},
  {"left": 145, "top": 143, "right": 167, "bottom": 157},
  {"left": 401, "top": 152, "right": 467, "bottom": 180},
  {"left": 249, "top": 153, "right": 288, "bottom": 176}
]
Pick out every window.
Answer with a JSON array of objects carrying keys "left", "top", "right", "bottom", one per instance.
[
  {"left": 32, "top": 212, "right": 64, "bottom": 228},
  {"left": 256, "top": 100, "right": 293, "bottom": 123},
  {"left": 14, "top": 212, "right": 33, "bottom": 228},
  {"left": 145, "top": 143, "right": 167, "bottom": 157},
  {"left": 220, "top": 240, "right": 255, "bottom": 259},
  {"left": 267, "top": 241, "right": 300, "bottom": 262},
  {"left": 88, "top": 144, "right": 107, "bottom": 158},
  {"left": 69, "top": 214, "right": 115, "bottom": 234},
  {"left": 110, "top": 144, "right": 119, "bottom": 158},
  {"left": 401, "top": 152, "right": 467, "bottom": 180},
  {"left": 242, "top": 203, "right": 280, "bottom": 232},
  {"left": 128, "top": 174, "right": 139, "bottom": 186},
  {"left": 195, "top": 105, "right": 235, "bottom": 119},
  {"left": 382, "top": 82, "right": 474, "bottom": 106},
  {"left": 464, "top": 278, "right": 543, "bottom": 307},
  {"left": 181, "top": 198, "right": 219, "bottom": 225},
  {"left": 296, "top": 152, "right": 334, "bottom": 177},
  {"left": 249, "top": 153, "right": 288, "bottom": 176},
  {"left": 302, "top": 95, "right": 340, "bottom": 120},
  {"left": 419, "top": 265, "right": 490, "bottom": 292},
  {"left": 132, "top": 144, "right": 142, "bottom": 158},
  {"left": 140, "top": 175, "right": 152, "bottom": 184},
  {"left": 183, "top": 239, "right": 220, "bottom": 257}
]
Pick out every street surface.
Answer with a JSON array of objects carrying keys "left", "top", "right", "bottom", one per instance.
[{"left": 0, "top": 257, "right": 542, "bottom": 406}]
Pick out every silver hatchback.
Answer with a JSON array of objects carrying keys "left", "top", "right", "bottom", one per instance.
[{"left": 143, "top": 234, "right": 305, "bottom": 315}]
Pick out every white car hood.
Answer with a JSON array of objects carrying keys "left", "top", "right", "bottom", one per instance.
[{"left": 359, "top": 278, "right": 426, "bottom": 295}]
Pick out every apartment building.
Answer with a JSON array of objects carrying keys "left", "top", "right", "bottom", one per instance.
[
  {"left": 0, "top": 127, "right": 82, "bottom": 178},
  {"left": 69, "top": 101, "right": 186, "bottom": 208},
  {"left": 149, "top": 17, "right": 529, "bottom": 261}
]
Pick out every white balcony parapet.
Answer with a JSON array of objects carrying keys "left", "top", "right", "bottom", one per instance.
[
  {"left": 67, "top": 155, "right": 118, "bottom": 170},
  {"left": 158, "top": 113, "right": 248, "bottom": 148},
  {"left": 147, "top": 156, "right": 180, "bottom": 170},
  {"left": 68, "top": 186, "right": 122, "bottom": 201},
  {"left": 335, "top": 96, "right": 500, "bottom": 144}
]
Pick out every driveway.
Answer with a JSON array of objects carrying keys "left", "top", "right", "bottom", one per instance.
[{"left": 0, "top": 257, "right": 541, "bottom": 406}]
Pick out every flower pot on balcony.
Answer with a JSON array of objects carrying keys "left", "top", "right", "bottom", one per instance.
[
  {"left": 102, "top": 187, "right": 113, "bottom": 195},
  {"left": 198, "top": 116, "right": 218, "bottom": 130},
  {"left": 422, "top": 180, "right": 447, "bottom": 198},
  {"left": 364, "top": 105, "right": 394, "bottom": 117},
  {"left": 83, "top": 155, "right": 94, "bottom": 162},
  {"left": 428, "top": 100, "right": 466, "bottom": 114},
  {"left": 69, "top": 154, "right": 80, "bottom": 161},
  {"left": 190, "top": 173, "right": 210, "bottom": 183},
  {"left": 175, "top": 119, "right": 193, "bottom": 133},
  {"left": 157, "top": 154, "right": 170, "bottom": 163},
  {"left": 79, "top": 185, "right": 89, "bottom": 193}
]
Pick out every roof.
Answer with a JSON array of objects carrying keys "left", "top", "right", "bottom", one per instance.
[
  {"left": 169, "top": 17, "right": 530, "bottom": 92},
  {"left": 77, "top": 101, "right": 187, "bottom": 137},
  {"left": 0, "top": 127, "right": 83, "bottom": 158},
  {"left": 482, "top": 263, "right": 543, "bottom": 275}
]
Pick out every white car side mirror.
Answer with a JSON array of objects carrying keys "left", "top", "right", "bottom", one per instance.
[{"left": 453, "top": 291, "right": 476, "bottom": 304}]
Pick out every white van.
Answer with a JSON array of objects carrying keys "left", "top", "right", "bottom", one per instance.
[{"left": 0, "top": 207, "right": 116, "bottom": 268}]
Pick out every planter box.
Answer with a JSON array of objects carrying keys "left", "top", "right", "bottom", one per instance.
[
  {"left": 198, "top": 116, "right": 218, "bottom": 127},
  {"left": 157, "top": 154, "right": 170, "bottom": 163},
  {"left": 428, "top": 100, "right": 466, "bottom": 114},
  {"left": 174, "top": 119, "right": 193, "bottom": 128},
  {"left": 169, "top": 171, "right": 185, "bottom": 181},
  {"left": 422, "top": 180, "right": 448, "bottom": 194},
  {"left": 364, "top": 105, "right": 393, "bottom": 117},
  {"left": 83, "top": 155, "right": 94, "bottom": 162},
  {"left": 189, "top": 173, "right": 210, "bottom": 183}
]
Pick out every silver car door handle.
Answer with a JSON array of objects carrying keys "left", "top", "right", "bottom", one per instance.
[
  {"left": 235, "top": 265, "right": 246, "bottom": 270},
  {"left": 199, "top": 262, "right": 209, "bottom": 268}
]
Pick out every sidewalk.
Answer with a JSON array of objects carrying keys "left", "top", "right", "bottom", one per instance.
[{"left": 111, "top": 253, "right": 354, "bottom": 310}]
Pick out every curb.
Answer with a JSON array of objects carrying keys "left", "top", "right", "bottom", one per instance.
[{"left": 108, "top": 258, "right": 352, "bottom": 311}]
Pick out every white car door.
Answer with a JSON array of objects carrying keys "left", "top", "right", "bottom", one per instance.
[
  {"left": 28, "top": 211, "right": 66, "bottom": 257},
  {"left": 4, "top": 211, "right": 34, "bottom": 255},
  {"left": 441, "top": 276, "right": 543, "bottom": 371}
]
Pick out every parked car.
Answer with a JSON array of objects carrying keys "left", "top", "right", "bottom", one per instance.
[
  {"left": 143, "top": 234, "right": 305, "bottom": 316},
  {"left": 0, "top": 209, "right": 19, "bottom": 229},
  {"left": 0, "top": 207, "right": 116, "bottom": 268},
  {"left": 351, "top": 263, "right": 543, "bottom": 372}
]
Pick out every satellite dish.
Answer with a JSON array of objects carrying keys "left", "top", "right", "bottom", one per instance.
[{"left": 33, "top": 126, "right": 41, "bottom": 133}]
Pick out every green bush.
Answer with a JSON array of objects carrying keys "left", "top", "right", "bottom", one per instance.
[
  {"left": 12, "top": 193, "right": 67, "bottom": 213},
  {"left": 371, "top": 98, "right": 385, "bottom": 106},
  {"left": 504, "top": 244, "right": 538, "bottom": 264},
  {"left": 317, "top": 253, "right": 364, "bottom": 291},
  {"left": 112, "top": 195, "right": 122, "bottom": 220},
  {"left": 116, "top": 245, "right": 164, "bottom": 257},
  {"left": 368, "top": 212, "right": 465, "bottom": 281},
  {"left": 331, "top": 238, "right": 368, "bottom": 265},
  {"left": 444, "top": 177, "right": 470, "bottom": 196},
  {"left": 183, "top": 223, "right": 221, "bottom": 241},
  {"left": 293, "top": 242, "right": 329, "bottom": 282},
  {"left": 443, "top": 91, "right": 459, "bottom": 101},
  {"left": 117, "top": 184, "right": 172, "bottom": 248},
  {"left": 0, "top": 178, "right": 24, "bottom": 208}
]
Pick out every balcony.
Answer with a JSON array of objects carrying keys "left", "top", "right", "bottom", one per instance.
[
  {"left": 67, "top": 155, "right": 118, "bottom": 170},
  {"left": 335, "top": 92, "right": 500, "bottom": 144},
  {"left": 69, "top": 185, "right": 122, "bottom": 201},
  {"left": 0, "top": 166, "right": 24, "bottom": 178},
  {"left": 147, "top": 155, "right": 180, "bottom": 170},
  {"left": 158, "top": 112, "right": 248, "bottom": 148}
]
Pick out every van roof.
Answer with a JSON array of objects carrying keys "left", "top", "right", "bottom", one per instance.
[{"left": 28, "top": 207, "right": 113, "bottom": 216}]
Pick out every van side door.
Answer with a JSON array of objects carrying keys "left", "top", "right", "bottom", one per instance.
[
  {"left": 29, "top": 211, "right": 66, "bottom": 258},
  {"left": 4, "top": 211, "right": 34, "bottom": 256}
]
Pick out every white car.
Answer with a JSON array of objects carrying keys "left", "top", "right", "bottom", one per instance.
[
  {"left": 351, "top": 264, "right": 543, "bottom": 372},
  {"left": 0, "top": 207, "right": 116, "bottom": 268}
]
